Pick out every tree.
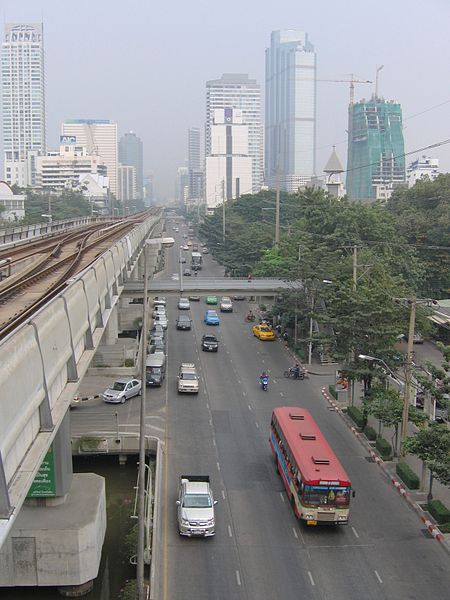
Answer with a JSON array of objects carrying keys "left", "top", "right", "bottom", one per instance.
[
  {"left": 363, "top": 386, "right": 404, "bottom": 455},
  {"left": 403, "top": 423, "right": 450, "bottom": 501}
]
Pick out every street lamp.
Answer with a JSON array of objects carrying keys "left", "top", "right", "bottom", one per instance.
[
  {"left": 138, "top": 235, "right": 174, "bottom": 599},
  {"left": 358, "top": 354, "right": 405, "bottom": 388}
]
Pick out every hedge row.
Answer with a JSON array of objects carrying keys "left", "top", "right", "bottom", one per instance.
[
  {"left": 375, "top": 437, "right": 392, "bottom": 460},
  {"left": 346, "top": 406, "right": 366, "bottom": 429},
  {"left": 396, "top": 462, "right": 420, "bottom": 490},
  {"left": 428, "top": 499, "right": 450, "bottom": 525},
  {"left": 363, "top": 425, "right": 377, "bottom": 441},
  {"left": 328, "top": 384, "right": 338, "bottom": 400}
]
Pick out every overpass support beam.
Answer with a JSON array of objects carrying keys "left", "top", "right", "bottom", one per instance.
[{"left": 103, "top": 305, "right": 119, "bottom": 346}]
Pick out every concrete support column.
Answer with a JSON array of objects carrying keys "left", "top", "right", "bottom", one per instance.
[
  {"left": 104, "top": 305, "right": 119, "bottom": 345},
  {"left": 147, "top": 248, "right": 159, "bottom": 275},
  {"left": 137, "top": 251, "right": 146, "bottom": 279}
]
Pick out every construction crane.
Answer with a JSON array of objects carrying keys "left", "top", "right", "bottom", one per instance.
[{"left": 316, "top": 74, "right": 372, "bottom": 104}]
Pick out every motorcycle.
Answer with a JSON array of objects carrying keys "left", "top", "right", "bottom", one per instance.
[
  {"left": 246, "top": 313, "right": 256, "bottom": 322},
  {"left": 260, "top": 376, "right": 269, "bottom": 391},
  {"left": 283, "top": 367, "right": 306, "bottom": 380}
]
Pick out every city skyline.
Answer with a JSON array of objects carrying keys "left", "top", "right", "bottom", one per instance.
[{"left": 1, "top": 0, "right": 450, "bottom": 199}]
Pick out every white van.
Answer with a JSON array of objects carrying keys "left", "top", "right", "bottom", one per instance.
[{"left": 145, "top": 352, "right": 166, "bottom": 386}]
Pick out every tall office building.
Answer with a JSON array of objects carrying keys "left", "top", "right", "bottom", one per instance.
[
  {"left": 187, "top": 128, "right": 203, "bottom": 200},
  {"left": 206, "top": 74, "right": 262, "bottom": 192},
  {"left": 265, "top": 30, "right": 316, "bottom": 191},
  {"left": 118, "top": 131, "right": 143, "bottom": 198},
  {"left": 346, "top": 98, "right": 405, "bottom": 201},
  {"left": 118, "top": 165, "right": 137, "bottom": 205},
  {"left": 205, "top": 108, "right": 252, "bottom": 209},
  {"left": 1, "top": 23, "right": 46, "bottom": 187},
  {"left": 61, "top": 119, "right": 118, "bottom": 195}
]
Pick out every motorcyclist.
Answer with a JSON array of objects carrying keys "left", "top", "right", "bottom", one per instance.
[
  {"left": 260, "top": 371, "right": 269, "bottom": 387},
  {"left": 247, "top": 310, "right": 255, "bottom": 321},
  {"left": 292, "top": 363, "right": 301, "bottom": 379}
]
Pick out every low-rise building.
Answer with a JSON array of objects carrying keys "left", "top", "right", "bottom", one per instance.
[
  {"left": 407, "top": 156, "right": 439, "bottom": 188},
  {"left": 0, "top": 181, "right": 25, "bottom": 221}
]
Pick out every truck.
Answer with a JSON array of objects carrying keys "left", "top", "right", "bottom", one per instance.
[
  {"left": 177, "top": 363, "right": 199, "bottom": 394},
  {"left": 191, "top": 251, "right": 202, "bottom": 271},
  {"left": 176, "top": 475, "right": 217, "bottom": 537}
]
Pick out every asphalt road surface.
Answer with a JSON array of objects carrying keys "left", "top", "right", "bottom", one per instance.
[{"left": 72, "top": 219, "right": 450, "bottom": 600}]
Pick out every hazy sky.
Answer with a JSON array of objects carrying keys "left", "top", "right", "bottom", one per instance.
[{"left": 2, "top": 0, "right": 450, "bottom": 199}]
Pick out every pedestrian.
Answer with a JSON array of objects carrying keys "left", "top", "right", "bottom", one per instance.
[
  {"left": 247, "top": 273, "right": 253, "bottom": 283},
  {"left": 282, "top": 331, "right": 289, "bottom": 342}
]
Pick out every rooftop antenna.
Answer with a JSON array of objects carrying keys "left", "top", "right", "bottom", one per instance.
[{"left": 375, "top": 65, "right": 384, "bottom": 99}]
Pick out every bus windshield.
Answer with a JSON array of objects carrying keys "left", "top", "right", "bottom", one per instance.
[{"left": 302, "top": 485, "right": 350, "bottom": 507}]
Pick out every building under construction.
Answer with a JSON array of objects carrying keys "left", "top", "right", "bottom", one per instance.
[{"left": 346, "top": 97, "right": 405, "bottom": 201}]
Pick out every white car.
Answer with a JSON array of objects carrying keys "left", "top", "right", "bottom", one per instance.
[
  {"left": 178, "top": 297, "right": 190, "bottom": 310},
  {"left": 152, "top": 306, "right": 166, "bottom": 318},
  {"left": 154, "top": 314, "right": 168, "bottom": 329},
  {"left": 102, "top": 378, "right": 142, "bottom": 404},
  {"left": 220, "top": 297, "right": 233, "bottom": 312}
]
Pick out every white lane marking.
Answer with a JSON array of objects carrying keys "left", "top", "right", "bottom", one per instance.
[
  {"left": 280, "top": 392, "right": 284, "bottom": 397},
  {"left": 242, "top": 391, "right": 246, "bottom": 397},
  {"left": 206, "top": 402, "right": 210, "bottom": 409},
  {"left": 228, "top": 525, "right": 233, "bottom": 537},
  {"left": 209, "top": 419, "right": 213, "bottom": 427},
  {"left": 308, "top": 571, "right": 315, "bottom": 586},
  {"left": 222, "top": 490, "right": 226, "bottom": 500},
  {"left": 213, "top": 438, "right": 216, "bottom": 447},
  {"left": 217, "top": 461, "right": 221, "bottom": 471},
  {"left": 238, "top": 379, "right": 241, "bottom": 383},
  {"left": 248, "top": 404, "right": 252, "bottom": 411},
  {"left": 351, "top": 526, "right": 360, "bottom": 539},
  {"left": 292, "top": 527, "right": 298, "bottom": 539},
  {"left": 236, "top": 570, "right": 241, "bottom": 586},
  {"left": 255, "top": 422, "right": 260, "bottom": 429},
  {"left": 374, "top": 571, "right": 383, "bottom": 584},
  {"left": 273, "top": 379, "right": 277, "bottom": 383},
  {"left": 279, "top": 492, "right": 285, "bottom": 503}
]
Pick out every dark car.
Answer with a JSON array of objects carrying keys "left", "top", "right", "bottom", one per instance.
[
  {"left": 148, "top": 339, "right": 166, "bottom": 354},
  {"left": 201, "top": 334, "right": 219, "bottom": 352},
  {"left": 233, "top": 295, "right": 246, "bottom": 301},
  {"left": 176, "top": 314, "right": 192, "bottom": 330}
]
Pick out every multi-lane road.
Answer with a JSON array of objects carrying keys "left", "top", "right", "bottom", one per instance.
[{"left": 74, "top": 219, "right": 450, "bottom": 599}]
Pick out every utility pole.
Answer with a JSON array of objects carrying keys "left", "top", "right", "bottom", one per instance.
[
  {"left": 352, "top": 245, "right": 358, "bottom": 291},
  {"left": 375, "top": 65, "right": 384, "bottom": 99},
  {"left": 222, "top": 178, "right": 225, "bottom": 243},
  {"left": 401, "top": 298, "right": 416, "bottom": 456}
]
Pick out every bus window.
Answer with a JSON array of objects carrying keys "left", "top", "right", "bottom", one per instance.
[{"left": 303, "top": 486, "right": 350, "bottom": 507}]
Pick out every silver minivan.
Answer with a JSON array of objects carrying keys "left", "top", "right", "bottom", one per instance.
[{"left": 145, "top": 352, "right": 166, "bottom": 386}]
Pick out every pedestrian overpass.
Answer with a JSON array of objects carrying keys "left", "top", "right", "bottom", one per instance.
[{"left": 123, "top": 276, "right": 302, "bottom": 298}]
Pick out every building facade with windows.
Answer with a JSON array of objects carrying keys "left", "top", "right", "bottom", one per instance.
[
  {"left": 118, "top": 131, "right": 143, "bottom": 199},
  {"left": 118, "top": 165, "right": 137, "bottom": 205},
  {"left": 35, "top": 142, "right": 107, "bottom": 189},
  {"left": 205, "top": 108, "right": 252, "bottom": 209},
  {"left": 407, "top": 156, "right": 439, "bottom": 188},
  {"left": 265, "top": 30, "right": 316, "bottom": 191},
  {"left": 61, "top": 120, "right": 118, "bottom": 195},
  {"left": 206, "top": 74, "right": 262, "bottom": 192},
  {"left": 0, "top": 181, "right": 25, "bottom": 221},
  {"left": 1, "top": 23, "right": 46, "bottom": 187},
  {"left": 346, "top": 97, "right": 405, "bottom": 201},
  {"left": 187, "top": 127, "right": 203, "bottom": 201}
]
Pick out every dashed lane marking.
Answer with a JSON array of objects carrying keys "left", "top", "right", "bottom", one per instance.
[
  {"left": 279, "top": 492, "right": 285, "bottom": 503},
  {"left": 308, "top": 572, "right": 315, "bottom": 586},
  {"left": 351, "top": 526, "right": 359, "bottom": 539},
  {"left": 222, "top": 490, "right": 226, "bottom": 500},
  {"left": 228, "top": 525, "right": 233, "bottom": 537},
  {"left": 217, "top": 461, "right": 221, "bottom": 471},
  {"left": 374, "top": 571, "right": 383, "bottom": 584},
  {"left": 292, "top": 528, "right": 298, "bottom": 539},
  {"left": 236, "top": 570, "right": 241, "bottom": 586}
]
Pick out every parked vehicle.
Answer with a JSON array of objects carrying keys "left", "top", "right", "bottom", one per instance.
[
  {"left": 102, "top": 378, "right": 141, "bottom": 404},
  {"left": 145, "top": 352, "right": 166, "bottom": 386},
  {"left": 176, "top": 475, "right": 217, "bottom": 537},
  {"left": 154, "top": 314, "right": 168, "bottom": 329}
]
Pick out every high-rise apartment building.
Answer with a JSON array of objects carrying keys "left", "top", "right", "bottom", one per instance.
[
  {"left": 346, "top": 98, "right": 405, "bottom": 201},
  {"left": 1, "top": 23, "right": 46, "bottom": 187},
  {"left": 206, "top": 74, "right": 262, "bottom": 192},
  {"left": 118, "top": 131, "right": 143, "bottom": 198},
  {"left": 407, "top": 156, "right": 439, "bottom": 188},
  {"left": 187, "top": 128, "right": 203, "bottom": 200},
  {"left": 61, "top": 119, "right": 118, "bottom": 195},
  {"left": 205, "top": 108, "right": 252, "bottom": 209},
  {"left": 265, "top": 30, "right": 316, "bottom": 191},
  {"left": 118, "top": 165, "right": 137, "bottom": 206}
]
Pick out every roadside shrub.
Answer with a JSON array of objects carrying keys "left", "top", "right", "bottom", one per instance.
[
  {"left": 364, "top": 425, "right": 377, "bottom": 441},
  {"left": 437, "top": 522, "right": 450, "bottom": 533},
  {"left": 396, "top": 462, "right": 420, "bottom": 490},
  {"left": 124, "top": 358, "right": 134, "bottom": 367},
  {"left": 347, "top": 406, "right": 366, "bottom": 429},
  {"left": 428, "top": 499, "right": 450, "bottom": 525},
  {"left": 328, "top": 384, "right": 338, "bottom": 400},
  {"left": 375, "top": 437, "right": 392, "bottom": 460}
]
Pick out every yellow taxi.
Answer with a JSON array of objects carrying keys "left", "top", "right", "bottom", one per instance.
[{"left": 252, "top": 324, "right": 276, "bottom": 341}]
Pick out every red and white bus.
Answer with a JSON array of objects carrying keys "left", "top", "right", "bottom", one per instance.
[{"left": 270, "top": 407, "right": 353, "bottom": 525}]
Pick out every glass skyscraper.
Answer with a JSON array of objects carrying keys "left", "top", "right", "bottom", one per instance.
[
  {"left": 265, "top": 30, "right": 316, "bottom": 192},
  {"left": 206, "top": 74, "right": 262, "bottom": 192},
  {"left": 1, "top": 23, "right": 46, "bottom": 187},
  {"left": 119, "top": 131, "right": 143, "bottom": 199},
  {"left": 346, "top": 98, "right": 405, "bottom": 201}
]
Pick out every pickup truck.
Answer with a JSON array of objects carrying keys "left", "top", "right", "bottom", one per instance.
[{"left": 176, "top": 475, "right": 217, "bottom": 537}]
